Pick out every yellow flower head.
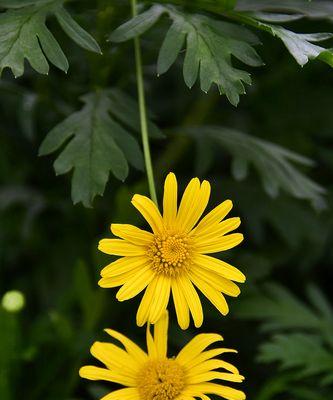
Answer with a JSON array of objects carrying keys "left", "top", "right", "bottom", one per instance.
[
  {"left": 79, "top": 312, "right": 245, "bottom": 400},
  {"left": 99, "top": 173, "right": 245, "bottom": 329}
]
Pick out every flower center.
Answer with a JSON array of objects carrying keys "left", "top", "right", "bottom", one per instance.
[
  {"left": 148, "top": 232, "right": 192, "bottom": 276},
  {"left": 137, "top": 359, "right": 186, "bottom": 400}
]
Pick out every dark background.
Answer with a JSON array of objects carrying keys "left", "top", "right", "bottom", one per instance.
[{"left": 1, "top": 1, "right": 333, "bottom": 399}]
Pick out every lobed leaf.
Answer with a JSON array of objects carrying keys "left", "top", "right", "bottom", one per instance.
[
  {"left": 110, "top": 5, "right": 263, "bottom": 105},
  {"left": 0, "top": 2, "right": 100, "bottom": 78},
  {"left": 39, "top": 89, "right": 162, "bottom": 207},
  {"left": 184, "top": 126, "right": 326, "bottom": 208},
  {"left": 258, "top": 333, "right": 333, "bottom": 385},
  {"left": 229, "top": 12, "right": 333, "bottom": 68}
]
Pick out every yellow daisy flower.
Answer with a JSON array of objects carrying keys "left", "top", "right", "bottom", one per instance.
[
  {"left": 79, "top": 312, "right": 245, "bottom": 400},
  {"left": 99, "top": 173, "right": 245, "bottom": 329}
]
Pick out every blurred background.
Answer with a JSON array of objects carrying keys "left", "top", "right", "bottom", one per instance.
[{"left": 1, "top": 1, "right": 333, "bottom": 399}]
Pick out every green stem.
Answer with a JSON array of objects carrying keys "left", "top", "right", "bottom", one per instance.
[{"left": 131, "top": 0, "right": 158, "bottom": 204}]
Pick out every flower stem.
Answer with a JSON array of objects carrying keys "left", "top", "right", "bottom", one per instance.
[{"left": 131, "top": 0, "right": 158, "bottom": 205}]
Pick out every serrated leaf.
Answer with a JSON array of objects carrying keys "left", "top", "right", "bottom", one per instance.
[
  {"left": 258, "top": 333, "right": 333, "bottom": 384},
  {"left": 39, "top": 90, "right": 149, "bottom": 207},
  {"left": 111, "top": 5, "right": 262, "bottom": 105},
  {"left": 184, "top": 126, "right": 326, "bottom": 208},
  {"left": 0, "top": 2, "right": 100, "bottom": 78},
  {"left": 232, "top": 12, "right": 333, "bottom": 68}
]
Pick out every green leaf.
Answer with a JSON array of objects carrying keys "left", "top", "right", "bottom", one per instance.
[
  {"left": 55, "top": 6, "right": 101, "bottom": 54},
  {"left": 258, "top": 333, "right": 333, "bottom": 385},
  {"left": 236, "top": 0, "right": 333, "bottom": 21},
  {"left": 39, "top": 89, "right": 163, "bottom": 207},
  {"left": 184, "top": 126, "right": 326, "bottom": 208},
  {"left": 0, "top": 2, "right": 100, "bottom": 78},
  {"left": 110, "top": 4, "right": 164, "bottom": 42},
  {"left": 231, "top": 12, "right": 333, "bottom": 68},
  {"left": 111, "top": 5, "right": 262, "bottom": 105}
]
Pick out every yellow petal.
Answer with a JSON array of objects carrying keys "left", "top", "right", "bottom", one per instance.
[
  {"left": 79, "top": 365, "right": 132, "bottom": 386},
  {"left": 99, "top": 265, "right": 144, "bottom": 288},
  {"left": 193, "top": 267, "right": 241, "bottom": 297},
  {"left": 101, "top": 256, "right": 148, "bottom": 278},
  {"left": 136, "top": 278, "right": 158, "bottom": 327},
  {"left": 146, "top": 322, "right": 157, "bottom": 358},
  {"left": 187, "top": 371, "right": 244, "bottom": 384},
  {"left": 99, "top": 260, "right": 147, "bottom": 288},
  {"left": 149, "top": 275, "right": 171, "bottom": 324},
  {"left": 188, "top": 383, "right": 246, "bottom": 400},
  {"left": 104, "top": 329, "right": 148, "bottom": 364},
  {"left": 193, "top": 218, "right": 241, "bottom": 242},
  {"left": 90, "top": 342, "right": 139, "bottom": 377},
  {"left": 172, "top": 279, "right": 190, "bottom": 330},
  {"left": 163, "top": 172, "right": 178, "bottom": 227},
  {"left": 195, "top": 233, "right": 244, "bottom": 254},
  {"left": 182, "top": 348, "right": 238, "bottom": 369},
  {"left": 131, "top": 194, "right": 163, "bottom": 234},
  {"left": 176, "top": 334, "right": 223, "bottom": 366},
  {"left": 116, "top": 264, "right": 155, "bottom": 301},
  {"left": 101, "top": 388, "right": 140, "bottom": 400},
  {"left": 98, "top": 239, "right": 145, "bottom": 256},
  {"left": 189, "top": 272, "right": 229, "bottom": 316},
  {"left": 192, "top": 200, "right": 233, "bottom": 235},
  {"left": 192, "top": 254, "right": 245, "bottom": 283},
  {"left": 176, "top": 179, "right": 210, "bottom": 233},
  {"left": 111, "top": 224, "right": 153, "bottom": 245},
  {"left": 178, "top": 275, "right": 203, "bottom": 328},
  {"left": 188, "top": 359, "right": 239, "bottom": 376},
  {"left": 154, "top": 311, "right": 169, "bottom": 358}
]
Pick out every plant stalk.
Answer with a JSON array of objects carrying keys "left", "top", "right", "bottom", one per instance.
[{"left": 131, "top": 0, "right": 158, "bottom": 204}]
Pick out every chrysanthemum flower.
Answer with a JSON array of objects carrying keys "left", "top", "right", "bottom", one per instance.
[
  {"left": 80, "top": 312, "right": 245, "bottom": 400},
  {"left": 99, "top": 173, "right": 245, "bottom": 329}
]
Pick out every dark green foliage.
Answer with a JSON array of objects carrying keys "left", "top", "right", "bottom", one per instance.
[
  {"left": 111, "top": 4, "right": 263, "bottom": 105},
  {"left": 39, "top": 89, "right": 162, "bottom": 207},
  {"left": 184, "top": 126, "right": 325, "bottom": 208},
  {"left": 0, "top": 0, "right": 100, "bottom": 77}
]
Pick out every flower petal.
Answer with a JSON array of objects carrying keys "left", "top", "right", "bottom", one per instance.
[
  {"left": 111, "top": 224, "right": 153, "bottom": 245},
  {"left": 116, "top": 263, "right": 155, "bottom": 301},
  {"left": 99, "top": 265, "right": 144, "bottom": 288},
  {"left": 101, "top": 388, "right": 140, "bottom": 400},
  {"left": 176, "top": 334, "right": 223, "bottom": 366},
  {"left": 104, "top": 329, "right": 148, "bottom": 364},
  {"left": 98, "top": 239, "right": 146, "bottom": 256},
  {"left": 195, "top": 233, "right": 244, "bottom": 254},
  {"left": 163, "top": 172, "right": 178, "bottom": 227},
  {"left": 172, "top": 279, "right": 190, "bottom": 330},
  {"left": 136, "top": 278, "right": 158, "bottom": 327},
  {"left": 101, "top": 256, "right": 148, "bottom": 278},
  {"left": 79, "top": 365, "right": 133, "bottom": 386},
  {"left": 192, "top": 200, "right": 233, "bottom": 235},
  {"left": 181, "top": 348, "right": 238, "bottom": 369},
  {"left": 90, "top": 342, "right": 139, "bottom": 378},
  {"left": 187, "top": 371, "right": 244, "bottom": 384},
  {"left": 193, "top": 267, "right": 241, "bottom": 297},
  {"left": 192, "top": 254, "right": 245, "bottom": 283},
  {"left": 193, "top": 218, "right": 241, "bottom": 242},
  {"left": 176, "top": 179, "right": 211, "bottom": 233},
  {"left": 178, "top": 275, "right": 203, "bottom": 328},
  {"left": 187, "top": 383, "right": 246, "bottom": 400},
  {"left": 189, "top": 272, "right": 229, "bottom": 316},
  {"left": 154, "top": 310, "right": 169, "bottom": 358},
  {"left": 131, "top": 194, "right": 163, "bottom": 234},
  {"left": 149, "top": 275, "right": 171, "bottom": 324},
  {"left": 188, "top": 359, "right": 239, "bottom": 376}
]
